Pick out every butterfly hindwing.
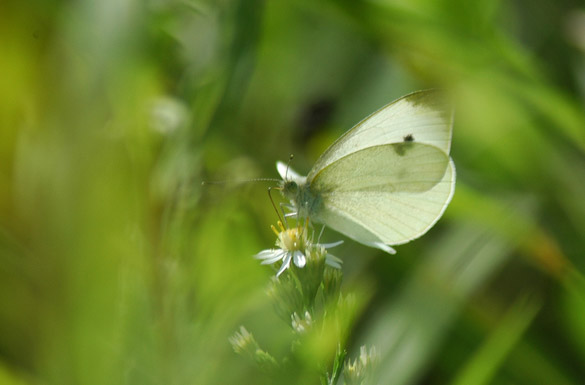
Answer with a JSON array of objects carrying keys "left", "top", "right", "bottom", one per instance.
[{"left": 310, "top": 144, "right": 455, "bottom": 246}]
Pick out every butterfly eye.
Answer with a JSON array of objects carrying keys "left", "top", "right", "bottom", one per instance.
[{"left": 283, "top": 181, "right": 298, "bottom": 194}]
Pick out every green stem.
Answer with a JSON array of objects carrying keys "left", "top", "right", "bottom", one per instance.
[{"left": 327, "top": 344, "right": 347, "bottom": 385}]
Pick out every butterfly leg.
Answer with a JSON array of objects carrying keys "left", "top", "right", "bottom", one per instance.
[{"left": 279, "top": 202, "right": 297, "bottom": 228}]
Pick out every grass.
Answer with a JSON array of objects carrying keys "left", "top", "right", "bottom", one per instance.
[{"left": 1, "top": 0, "right": 585, "bottom": 384}]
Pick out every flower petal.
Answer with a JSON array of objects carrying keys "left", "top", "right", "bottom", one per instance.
[
  {"left": 321, "top": 240, "right": 344, "bottom": 248},
  {"left": 276, "top": 253, "right": 292, "bottom": 277},
  {"left": 260, "top": 250, "right": 286, "bottom": 265},
  {"left": 254, "top": 249, "right": 278, "bottom": 260},
  {"left": 325, "top": 253, "right": 343, "bottom": 269},
  {"left": 293, "top": 250, "right": 306, "bottom": 268}
]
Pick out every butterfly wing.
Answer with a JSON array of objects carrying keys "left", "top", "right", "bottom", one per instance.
[
  {"left": 309, "top": 143, "right": 455, "bottom": 248},
  {"left": 307, "top": 90, "right": 453, "bottom": 181}
]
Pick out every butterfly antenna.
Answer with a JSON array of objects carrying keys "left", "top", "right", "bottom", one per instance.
[
  {"left": 201, "top": 178, "right": 281, "bottom": 186},
  {"left": 285, "top": 154, "right": 294, "bottom": 180},
  {"left": 268, "top": 187, "right": 284, "bottom": 225}
]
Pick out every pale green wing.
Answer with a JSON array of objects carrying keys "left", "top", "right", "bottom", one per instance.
[
  {"left": 310, "top": 143, "right": 455, "bottom": 247},
  {"left": 307, "top": 90, "right": 453, "bottom": 181}
]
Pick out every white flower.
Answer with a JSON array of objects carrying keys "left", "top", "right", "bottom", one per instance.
[
  {"left": 291, "top": 311, "right": 313, "bottom": 334},
  {"left": 344, "top": 345, "right": 379, "bottom": 385},
  {"left": 229, "top": 326, "right": 257, "bottom": 355},
  {"left": 255, "top": 221, "right": 343, "bottom": 276},
  {"left": 255, "top": 222, "right": 308, "bottom": 277},
  {"left": 321, "top": 242, "right": 343, "bottom": 269}
]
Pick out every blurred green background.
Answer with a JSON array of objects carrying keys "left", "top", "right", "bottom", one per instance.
[{"left": 2, "top": 0, "right": 585, "bottom": 384}]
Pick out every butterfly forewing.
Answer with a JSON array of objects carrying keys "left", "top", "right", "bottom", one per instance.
[{"left": 307, "top": 90, "right": 452, "bottom": 181}]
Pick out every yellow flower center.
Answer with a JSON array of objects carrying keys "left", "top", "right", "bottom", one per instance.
[
  {"left": 278, "top": 227, "right": 305, "bottom": 251},
  {"left": 271, "top": 220, "right": 309, "bottom": 252}
]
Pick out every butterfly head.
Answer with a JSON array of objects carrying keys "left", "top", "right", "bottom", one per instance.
[
  {"left": 276, "top": 160, "right": 320, "bottom": 218},
  {"left": 281, "top": 180, "right": 299, "bottom": 201}
]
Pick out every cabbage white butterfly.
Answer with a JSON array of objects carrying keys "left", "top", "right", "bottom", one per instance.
[{"left": 278, "top": 90, "right": 455, "bottom": 254}]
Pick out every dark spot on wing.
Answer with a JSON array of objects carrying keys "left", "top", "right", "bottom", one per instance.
[{"left": 393, "top": 137, "right": 415, "bottom": 156}]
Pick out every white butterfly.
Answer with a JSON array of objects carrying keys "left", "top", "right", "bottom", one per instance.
[{"left": 277, "top": 90, "right": 456, "bottom": 254}]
